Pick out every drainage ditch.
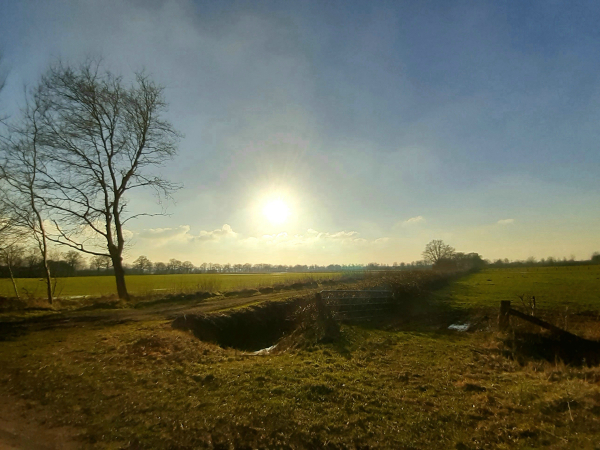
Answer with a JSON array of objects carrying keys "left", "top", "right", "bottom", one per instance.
[{"left": 172, "top": 297, "right": 312, "bottom": 351}]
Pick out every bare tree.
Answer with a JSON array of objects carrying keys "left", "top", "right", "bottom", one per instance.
[
  {"left": 154, "top": 261, "right": 167, "bottom": 274},
  {"left": 422, "top": 239, "right": 455, "bottom": 265},
  {"left": 181, "top": 261, "right": 194, "bottom": 274},
  {"left": 64, "top": 250, "right": 85, "bottom": 274},
  {"left": 90, "top": 254, "right": 112, "bottom": 271},
  {"left": 0, "top": 95, "right": 55, "bottom": 304},
  {"left": 0, "top": 242, "right": 25, "bottom": 299},
  {"left": 133, "top": 255, "right": 153, "bottom": 274},
  {"left": 34, "top": 60, "right": 181, "bottom": 300},
  {"left": 168, "top": 259, "right": 183, "bottom": 274}
]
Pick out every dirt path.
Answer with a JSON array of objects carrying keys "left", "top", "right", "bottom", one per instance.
[
  {"left": 0, "top": 287, "right": 323, "bottom": 339},
  {"left": 0, "top": 392, "right": 81, "bottom": 450}
]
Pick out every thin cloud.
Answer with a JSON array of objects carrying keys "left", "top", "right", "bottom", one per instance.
[
  {"left": 394, "top": 216, "right": 426, "bottom": 229},
  {"left": 138, "top": 225, "right": 191, "bottom": 242},
  {"left": 138, "top": 224, "right": 237, "bottom": 244},
  {"left": 497, "top": 219, "right": 515, "bottom": 225},
  {"left": 136, "top": 224, "right": 385, "bottom": 252}
]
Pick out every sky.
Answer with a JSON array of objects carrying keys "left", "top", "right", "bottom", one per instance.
[{"left": 1, "top": 0, "right": 599, "bottom": 265}]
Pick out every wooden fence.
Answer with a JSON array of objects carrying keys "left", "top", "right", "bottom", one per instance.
[
  {"left": 499, "top": 300, "right": 578, "bottom": 338},
  {"left": 317, "top": 290, "right": 395, "bottom": 321}
]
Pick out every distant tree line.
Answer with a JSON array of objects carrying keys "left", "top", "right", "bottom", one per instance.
[
  {"left": 2, "top": 239, "right": 598, "bottom": 296},
  {"left": 420, "top": 240, "right": 600, "bottom": 272},
  {"left": 487, "top": 254, "right": 600, "bottom": 268},
  {"left": 126, "top": 257, "right": 432, "bottom": 275}
]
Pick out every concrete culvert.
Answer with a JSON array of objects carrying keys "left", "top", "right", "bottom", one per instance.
[{"left": 172, "top": 298, "right": 311, "bottom": 351}]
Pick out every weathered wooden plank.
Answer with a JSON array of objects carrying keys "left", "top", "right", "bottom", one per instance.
[{"left": 509, "top": 307, "right": 578, "bottom": 339}]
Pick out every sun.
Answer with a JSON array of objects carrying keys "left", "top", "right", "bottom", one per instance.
[{"left": 263, "top": 199, "right": 291, "bottom": 225}]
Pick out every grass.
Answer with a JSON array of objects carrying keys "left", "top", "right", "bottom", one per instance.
[
  {"left": 2, "top": 266, "right": 600, "bottom": 448},
  {"left": 0, "top": 272, "right": 342, "bottom": 299},
  {"left": 434, "top": 265, "right": 600, "bottom": 312}
]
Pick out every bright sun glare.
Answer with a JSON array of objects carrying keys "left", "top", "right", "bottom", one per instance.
[{"left": 263, "top": 199, "right": 291, "bottom": 225}]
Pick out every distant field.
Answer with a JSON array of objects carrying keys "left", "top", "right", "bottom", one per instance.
[
  {"left": 0, "top": 272, "right": 342, "bottom": 298},
  {"left": 437, "top": 265, "right": 600, "bottom": 312}
]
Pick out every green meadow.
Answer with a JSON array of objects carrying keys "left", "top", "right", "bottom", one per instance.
[
  {"left": 435, "top": 265, "right": 600, "bottom": 312},
  {"left": 0, "top": 272, "right": 342, "bottom": 299}
]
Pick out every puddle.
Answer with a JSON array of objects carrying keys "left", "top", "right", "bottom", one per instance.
[{"left": 448, "top": 323, "right": 470, "bottom": 332}]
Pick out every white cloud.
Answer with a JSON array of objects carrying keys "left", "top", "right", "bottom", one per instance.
[
  {"left": 254, "top": 229, "right": 369, "bottom": 247},
  {"left": 404, "top": 215, "right": 425, "bottom": 225},
  {"left": 138, "top": 225, "right": 191, "bottom": 242},
  {"left": 393, "top": 216, "right": 426, "bottom": 229},
  {"left": 138, "top": 224, "right": 237, "bottom": 244},
  {"left": 497, "top": 219, "right": 515, "bottom": 225},
  {"left": 194, "top": 224, "right": 237, "bottom": 242}
]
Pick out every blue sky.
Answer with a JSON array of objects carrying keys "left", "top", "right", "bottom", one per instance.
[{"left": 1, "top": 0, "right": 599, "bottom": 265}]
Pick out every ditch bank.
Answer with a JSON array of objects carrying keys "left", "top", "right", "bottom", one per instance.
[
  {"left": 171, "top": 270, "right": 474, "bottom": 352},
  {"left": 172, "top": 297, "right": 314, "bottom": 351}
]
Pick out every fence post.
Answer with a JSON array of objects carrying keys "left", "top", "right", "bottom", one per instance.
[
  {"left": 315, "top": 291, "right": 340, "bottom": 342},
  {"left": 499, "top": 300, "right": 511, "bottom": 330},
  {"left": 315, "top": 292, "right": 327, "bottom": 319}
]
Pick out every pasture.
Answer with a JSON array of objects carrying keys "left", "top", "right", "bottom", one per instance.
[
  {"left": 0, "top": 272, "right": 342, "bottom": 299},
  {"left": 436, "top": 265, "right": 600, "bottom": 312},
  {"left": 2, "top": 266, "right": 600, "bottom": 448}
]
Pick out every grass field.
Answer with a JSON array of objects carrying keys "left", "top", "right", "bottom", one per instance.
[
  {"left": 0, "top": 272, "right": 343, "bottom": 299},
  {"left": 2, "top": 266, "right": 600, "bottom": 448},
  {"left": 435, "top": 265, "right": 600, "bottom": 312}
]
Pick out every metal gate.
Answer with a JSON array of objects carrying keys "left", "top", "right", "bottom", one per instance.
[{"left": 317, "top": 290, "right": 395, "bottom": 321}]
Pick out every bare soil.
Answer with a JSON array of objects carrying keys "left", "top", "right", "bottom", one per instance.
[{"left": 0, "top": 392, "right": 81, "bottom": 450}]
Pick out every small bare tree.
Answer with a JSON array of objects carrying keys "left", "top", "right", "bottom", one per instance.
[
  {"left": 34, "top": 60, "right": 181, "bottom": 300},
  {"left": 422, "top": 239, "right": 455, "bottom": 265},
  {"left": 0, "top": 243, "right": 24, "bottom": 298},
  {"left": 0, "top": 203, "right": 27, "bottom": 299},
  {"left": 0, "top": 95, "right": 55, "bottom": 304}
]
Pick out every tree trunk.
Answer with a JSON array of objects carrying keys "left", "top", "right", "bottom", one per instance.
[
  {"left": 37, "top": 226, "right": 53, "bottom": 305},
  {"left": 7, "top": 263, "right": 20, "bottom": 300},
  {"left": 111, "top": 253, "right": 130, "bottom": 301},
  {"left": 42, "top": 259, "right": 53, "bottom": 305}
]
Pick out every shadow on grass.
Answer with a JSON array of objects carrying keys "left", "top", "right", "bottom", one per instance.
[
  {"left": 502, "top": 331, "right": 600, "bottom": 367},
  {"left": 0, "top": 311, "right": 136, "bottom": 341}
]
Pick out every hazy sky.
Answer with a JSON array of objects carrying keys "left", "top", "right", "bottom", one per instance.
[{"left": 1, "top": 0, "right": 599, "bottom": 265}]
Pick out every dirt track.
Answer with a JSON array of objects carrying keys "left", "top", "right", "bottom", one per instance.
[
  {"left": 0, "top": 288, "right": 321, "bottom": 340},
  {"left": 0, "top": 392, "right": 81, "bottom": 450}
]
